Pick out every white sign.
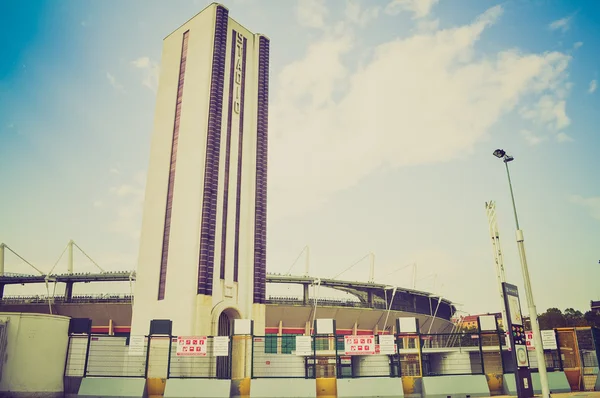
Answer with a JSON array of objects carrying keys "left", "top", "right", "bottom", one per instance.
[
  {"left": 295, "top": 336, "right": 312, "bottom": 356},
  {"left": 177, "top": 336, "right": 207, "bottom": 356},
  {"left": 128, "top": 335, "right": 145, "bottom": 356},
  {"left": 541, "top": 330, "right": 558, "bottom": 350},
  {"left": 213, "top": 336, "right": 229, "bottom": 357},
  {"left": 398, "top": 317, "right": 418, "bottom": 334},
  {"left": 515, "top": 345, "right": 529, "bottom": 367},
  {"left": 315, "top": 319, "right": 335, "bottom": 335},
  {"left": 525, "top": 330, "right": 557, "bottom": 350},
  {"left": 378, "top": 335, "right": 396, "bottom": 355},
  {"left": 344, "top": 335, "right": 375, "bottom": 355},
  {"left": 479, "top": 315, "right": 497, "bottom": 331}
]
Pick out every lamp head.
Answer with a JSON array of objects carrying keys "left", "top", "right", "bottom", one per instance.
[
  {"left": 504, "top": 155, "right": 514, "bottom": 163},
  {"left": 493, "top": 149, "right": 506, "bottom": 158}
]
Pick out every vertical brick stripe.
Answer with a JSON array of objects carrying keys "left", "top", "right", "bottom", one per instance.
[
  {"left": 253, "top": 36, "right": 269, "bottom": 304},
  {"left": 219, "top": 30, "right": 238, "bottom": 280},
  {"left": 198, "top": 6, "right": 229, "bottom": 295},
  {"left": 158, "top": 30, "right": 190, "bottom": 301},
  {"left": 233, "top": 37, "right": 247, "bottom": 283}
]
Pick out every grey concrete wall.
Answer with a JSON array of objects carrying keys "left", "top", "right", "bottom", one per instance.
[
  {"left": 337, "top": 378, "right": 403, "bottom": 398},
  {"left": 249, "top": 379, "right": 316, "bottom": 398},
  {"left": 422, "top": 375, "right": 490, "bottom": 398}
]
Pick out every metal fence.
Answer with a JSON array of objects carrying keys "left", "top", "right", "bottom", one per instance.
[
  {"left": 252, "top": 335, "right": 308, "bottom": 378},
  {"left": 84, "top": 335, "right": 148, "bottom": 378},
  {"left": 252, "top": 335, "right": 406, "bottom": 379},
  {"left": 168, "top": 336, "right": 230, "bottom": 379},
  {"left": 420, "top": 333, "right": 484, "bottom": 376},
  {"left": 64, "top": 328, "right": 600, "bottom": 382}
]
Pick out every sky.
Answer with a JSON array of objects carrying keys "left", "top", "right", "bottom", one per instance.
[{"left": 1, "top": 0, "right": 599, "bottom": 317}]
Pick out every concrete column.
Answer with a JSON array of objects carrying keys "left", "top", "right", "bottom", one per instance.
[
  {"left": 305, "top": 321, "right": 310, "bottom": 335},
  {"left": 67, "top": 240, "right": 74, "bottom": 274},
  {"left": 352, "top": 322, "right": 358, "bottom": 335},
  {"left": 64, "top": 282, "right": 74, "bottom": 302},
  {"left": 303, "top": 284, "right": 309, "bottom": 305},
  {"left": 231, "top": 335, "right": 252, "bottom": 379},
  {"left": 0, "top": 243, "right": 4, "bottom": 276},
  {"left": 368, "top": 291, "right": 373, "bottom": 307}
]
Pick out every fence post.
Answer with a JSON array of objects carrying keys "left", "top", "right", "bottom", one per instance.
[
  {"left": 477, "top": 325, "right": 485, "bottom": 375},
  {"left": 82, "top": 333, "right": 92, "bottom": 377},
  {"left": 498, "top": 328, "right": 505, "bottom": 374},
  {"left": 555, "top": 329, "right": 564, "bottom": 371},
  {"left": 312, "top": 334, "right": 317, "bottom": 379},
  {"left": 335, "top": 335, "right": 340, "bottom": 379},
  {"left": 417, "top": 331, "right": 423, "bottom": 377},
  {"left": 166, "top": 335, "right": 173, "bottom": 379},
  {"left": 250, "top": 336, "right": 255, "bottom": 379},
  {"left": 396, "top": 333, "right": 402, "bottom": 378},
  {"left": 63, "top": 335, "right": 72, "bottom": 378},
  {"left": 144, "top": 335, "right": 152, "bottom": 378}
]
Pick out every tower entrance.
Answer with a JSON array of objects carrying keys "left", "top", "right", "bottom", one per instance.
[{"left": 216, "top": 308, "right": 239, "bottom": 379}]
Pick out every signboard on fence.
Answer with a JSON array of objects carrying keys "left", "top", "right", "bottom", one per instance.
[
  {"left": 295, "top": 336, "right": 312, "bottom": 356},
  {"left": 378, "top": 335, "right": 396, "bottom": 355},
  {"left": 344, "top": 335, "right": 375, "bottom": 355},
  {"left": 128, "top": 335, "right": 145, "bottom": 356},
  {"left": 176, "top": 336, "right": 207, "bottom": 356},
  {"left": 525, "top": 330, "right": 557, "bottom": 350},
  {"left": 213, "top": 336, "right": 229, "bottom": 356}
]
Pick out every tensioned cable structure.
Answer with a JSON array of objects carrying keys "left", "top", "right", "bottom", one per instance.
[
  {"left": 285, "top": 246, "right": 308, "bottom": 275},
  {"left": 330, "top": 253, "right": 370, "bottom": 280}
]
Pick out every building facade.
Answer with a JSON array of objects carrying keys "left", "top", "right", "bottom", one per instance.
[{"left": 131, "top": 3, "right": 269, "bottom": 336}]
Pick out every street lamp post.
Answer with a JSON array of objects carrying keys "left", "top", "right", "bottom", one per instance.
[{"left": 493, "top": 149, "right": 550, "bottom": 398}]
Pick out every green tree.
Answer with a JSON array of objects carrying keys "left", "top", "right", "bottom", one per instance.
[
  {"left": 538, "top": 308, "right": 566, "bottom": 329},
  {"left": 564, "top": 308, "right": 587, "bottom": 327},
  {"left": 584, "top": 310, "right": 600, "bottom": 328}
]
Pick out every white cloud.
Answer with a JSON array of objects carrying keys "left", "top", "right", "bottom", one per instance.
[
  {"left": 109, "top": 167, "right": 120, "bottom": 174},
  {"left": 417, "top": 18, "right": 440, "bottom": 32},
  {"left": 385, "top": 0, "right": 439, "bottom": 19},
  {"left": 549, "top": 15, "right": 573, "bottom": 33},
  {"left": 520, "top": 95, "right": 570, "bottom": 131},
  {"left": 573, "top": 41, "right": 583, "bottom": 49},
  {"left": 93, "top": 200, "right": 103, "bottom": 208},
  {"left": 106, "top": 72, "right": 125, "bottom": 92},
  {"left": 520, "top": 129, "right": 545, "bottom": 146},
  {"left": 131, "top": 57, "right": 160, "bottom": 92},
  {"left": 570, "top": 195, "right": 600, "bottom": 221},
  {"left": 556, "top": 132, "right": 574, "bottom": 143},
  {"left": 589, "top": 79, "right": 597, "bottom": 94},
  {"left": 268, "top": 4, "right": 572, "bottom": 221},
  {"left": 109, "top": 172, "right": 146, "bottom": 241},
  {"left": 296, "top": 0, "right": 328, "bottom": 29},
  {"left": 345, "top": 1, "right": 380, "bottom": 28}
]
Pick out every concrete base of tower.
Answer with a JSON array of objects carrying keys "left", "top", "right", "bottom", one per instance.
[{"left": 251, "top": 303, "right": 266, "bottom": 335}]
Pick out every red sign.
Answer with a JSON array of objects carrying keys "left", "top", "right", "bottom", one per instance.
[
  {"left": 176, "top": 336, "right": 208, "bottom": 356},
  {"left": 344, "top": 335, "right": 375, "bottom": 355}
]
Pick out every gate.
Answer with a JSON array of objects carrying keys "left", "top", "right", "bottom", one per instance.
[
  {"left": 576, "top": 328, "right": 599, "bottom": 391},
  {"left": 557, "top": 329, "right": 581, "bottom": 391}
]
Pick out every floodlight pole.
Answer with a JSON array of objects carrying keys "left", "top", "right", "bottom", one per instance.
[{"left": 498, "top": 152, "right": 550, "bottom": 398}]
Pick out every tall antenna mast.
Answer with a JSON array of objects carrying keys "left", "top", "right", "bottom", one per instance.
[{"left": 485, "top": 201, "right": 508, "bottom": 331}]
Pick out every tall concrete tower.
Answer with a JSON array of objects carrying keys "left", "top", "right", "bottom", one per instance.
[{"left": 131, "top": 3, "right": 269, "bottom": 337}]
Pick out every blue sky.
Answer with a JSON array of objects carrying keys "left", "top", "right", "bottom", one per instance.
[{"left": 1, "top": 0, "right": 599, "bottom": 316}]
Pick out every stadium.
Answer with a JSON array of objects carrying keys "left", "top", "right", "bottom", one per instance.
[{"left": 0, "top": 268, "right": 457, "bottom": 336}]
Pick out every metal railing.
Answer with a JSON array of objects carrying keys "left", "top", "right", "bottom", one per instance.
[
  {"left": 168, "top": 336, "right": 231, "bottom": 379},
  {"left": 83, "top": 335, "right": 148, "bottom": 378}
]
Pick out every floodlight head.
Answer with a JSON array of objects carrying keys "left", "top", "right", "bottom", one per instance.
[
  {"left": 504, "top": 155, "right": 514, "bottom": 163},
  {"left": 493, "top": 149, "right": 506, "bottom": 158}
]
